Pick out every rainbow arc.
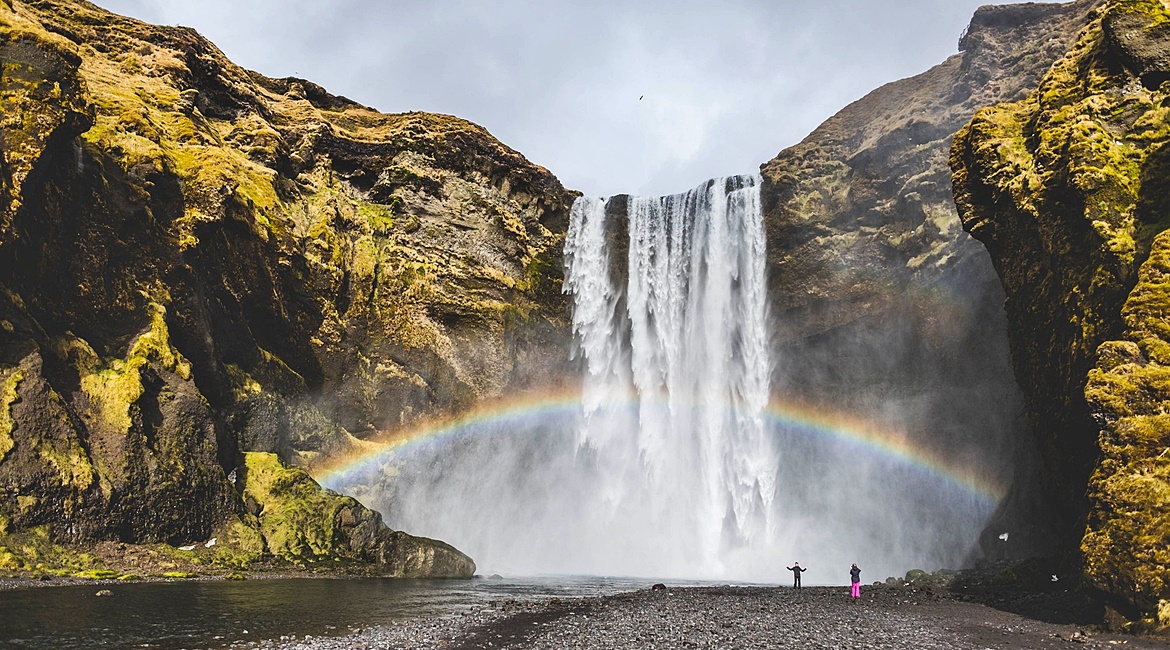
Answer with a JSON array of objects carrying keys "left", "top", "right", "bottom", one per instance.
[{"left": 312, "top": 389, "right": 1006, "bottom": 504}]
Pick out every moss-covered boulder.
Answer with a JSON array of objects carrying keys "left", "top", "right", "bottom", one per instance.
[
  {"left": 952, "top": 0, "right": 1170, "bottom": 625},
  {"left": 238, "top": 452, "right": 473, "bottom": 577}
]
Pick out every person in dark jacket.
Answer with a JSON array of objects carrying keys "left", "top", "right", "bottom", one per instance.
[
  {"left": 849, "top": 563, "right": 861, "bottom": 599},
  {"left": 786, "top": 562, "right": 807, "bottom": 589}
]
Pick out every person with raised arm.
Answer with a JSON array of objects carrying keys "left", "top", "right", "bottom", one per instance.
[{"left": 786, "top": 562, "right": 807, "bottom": 589}]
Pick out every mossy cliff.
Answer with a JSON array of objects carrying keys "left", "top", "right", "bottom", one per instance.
[
  {"left": 0, "top": 0, "right": 575, "bottom": 576},
  {"left": 759, "top": 0, "right": 1102, "bottom": 558},
  {"left": 952, "top": 0, "right": 1170, "bottom": 625}
]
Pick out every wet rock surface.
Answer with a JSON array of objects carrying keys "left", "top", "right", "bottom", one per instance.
[{"left": 242, "top": 586, "right": 1170, "bottom": 649}]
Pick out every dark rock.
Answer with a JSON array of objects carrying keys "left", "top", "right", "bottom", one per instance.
[
  {"left": 759, "top": 0, "right": 1102, "bottom": 562},
  {"left": 952, "top": 0, "right": 1170, "bottom": 625}
]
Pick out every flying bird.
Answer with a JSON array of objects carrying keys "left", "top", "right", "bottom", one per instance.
[
  {"left": 998, "top": 532, "right": 1009, "bottom": 541},
  {"left": 639, "top": 95, "right": 643, "bottom": 100}
]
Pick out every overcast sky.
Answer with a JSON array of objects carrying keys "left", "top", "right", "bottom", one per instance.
[{"left": 92, "top": 0, "right": 1019, "bottom": 197}]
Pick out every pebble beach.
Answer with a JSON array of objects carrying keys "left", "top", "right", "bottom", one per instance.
[{"left": 241, "top": 584, "right": 1170, "bottom": 650}]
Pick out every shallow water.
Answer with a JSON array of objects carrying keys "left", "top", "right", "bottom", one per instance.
[{"left": 0, "top": 575, "right": 673, "bottom": 649}]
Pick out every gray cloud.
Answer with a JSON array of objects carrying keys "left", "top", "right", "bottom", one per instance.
[{"left": 93, "top": 0, "right": 1020, "bottom": 196}]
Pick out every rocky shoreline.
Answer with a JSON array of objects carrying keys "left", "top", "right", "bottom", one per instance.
[
  {"left": 0, "top": 538, "right": 445, "bottom": 591},
  {"left": 232, "top": 584, "right": 1169, "bottom": 650}
]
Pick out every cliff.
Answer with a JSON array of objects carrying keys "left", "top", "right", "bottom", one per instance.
[
  {"left": 0, "top": 0, "right": 575, "bottom": 577},
  {"left": 759, "top": 0, "right": 1102, "bottom": 559},
  {"left": 952, "top": 0, "right": 1170, "bottom": 626}
]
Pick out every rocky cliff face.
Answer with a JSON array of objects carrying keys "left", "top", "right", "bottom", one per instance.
[
  {"left": 952, "top": 0, "right": 1170, "bottom": 625},
  {"left": 759, "top": 0, "right": 1102, "bottom": 558},
  {"left": 0, "top": 0, "right": 574, "bottom": 577}
]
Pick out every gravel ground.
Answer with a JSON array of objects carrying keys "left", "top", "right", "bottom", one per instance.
[{"left": 238, "top": 585, "right": 1170, "bottom": 650}]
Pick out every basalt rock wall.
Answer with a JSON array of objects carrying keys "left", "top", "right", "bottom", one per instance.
[{"left": 0, "top": 0, "right": 575, "bottom": 575}]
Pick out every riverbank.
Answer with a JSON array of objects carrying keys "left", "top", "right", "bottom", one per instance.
[
  {"left": 0, "top": 539, "right": 415, "bottom": 591},
  {"left": 244, "top": 585, "right": 1170, "bottom": 650}
]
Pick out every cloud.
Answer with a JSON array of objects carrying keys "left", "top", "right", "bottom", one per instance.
[{"left": 94, "top": 0, "right": 1019, "bottom": 196}]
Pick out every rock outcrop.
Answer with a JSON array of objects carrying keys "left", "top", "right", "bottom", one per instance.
[
  {"left": 759, "top": 0, "right": 1102, "bottom": 558},
  {"left": 952, "top": 0, "right": 1170, "bottom": 626},
  {"left": 0, "top": 0, "right": 573, "bottom": 576},
  {"left": 228, "top": 452, "right": 474, "bottom": 577}
]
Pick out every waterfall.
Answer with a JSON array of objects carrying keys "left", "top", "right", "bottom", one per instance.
[
  {"left": 563, "top": 174, "right": 776, "bottom": 575},
  {"left": 331, "top": 172, "right": 1000, "bottom": 581}
]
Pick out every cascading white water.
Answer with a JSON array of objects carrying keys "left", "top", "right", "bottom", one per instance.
[{"left": 564, "top": 175, "right": 776, "bottom": 575}]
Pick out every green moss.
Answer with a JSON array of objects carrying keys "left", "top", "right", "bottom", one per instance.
[
  {"left": 0, "top": 526, "right": 99, "bottom": 574},
  {"left": 206, "top": 516, "right": 265, "bottom": 569},
  {"left": 78, "top": 49, "right": 280, "bottom": 215},
  {"left": 241, "top": 452, "right": 365, "bottom": 564},
  {"left": 1114, "top": 0, "right": 1170, "bottom": 26},
  {"left": 80, "top": 361, "right": 142, "bottom": 435},
  {"left": 71, "top": 569, "right": 120, "bottom": 579},
  {"left": 955, "top": 0, "right": 1170, "bottom": 623},
  {"left": 78, "top": 303, "right": 190, "bottom": 435},
  {"left": 1082, "top": 457, "right": 1170, "bottom": 607},
  {"left": 0, "top": 548, "right": 20, "bottom": 570},
  {"left": 223, "top": 364, "right": 262, "bottom": 403},
  {"left": 525, "top": 237, "right": 564, "bottom": 300},
  {"left": 162, "top": 571, "right": 197, "bottom": 578},
  {"left": 1083, "top": 225, "right": 1170, "bottom": 616},
  {"left": 36, "top": 437, "right": 96, "bottom": 491},
  {"left": 357, "top": 201, "right": 395, "bottom": 235},
  {"left": 166, "top": 144, "right": 278, "bottom": 211},
  {"left": 495, "top": 205, "right": 528, "bottom": 244},
  {"left": 350, "top": 236, "right": 379, "bottom": 286},
  {"left": 0, "top": 7, "right": 87, "bottom": 226},
  {"left": 0, "top": 366, "right": 23, "bottom": 461}
]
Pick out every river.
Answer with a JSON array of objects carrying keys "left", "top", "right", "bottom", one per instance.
[{"left": 0, "top": 575, "right": 671, "bottom": 649}]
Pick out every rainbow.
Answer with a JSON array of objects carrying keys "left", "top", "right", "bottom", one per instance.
[
  {"left": 312, "top": 387, "right": 586, "bottom": 486},
  {"left": 312, "top": 389, "right": 1007, "bottom": 504},
  {"left": 765, "top": 399, "right": 1005, "bottom": 502}
]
